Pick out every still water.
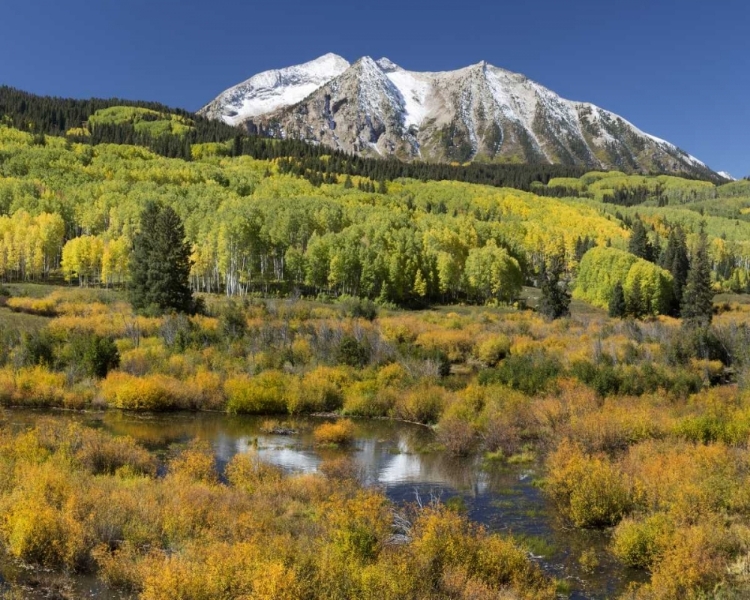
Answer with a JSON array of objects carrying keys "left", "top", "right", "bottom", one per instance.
[{"left": 1, "top": 410, "right": 645, "bottom": 599}]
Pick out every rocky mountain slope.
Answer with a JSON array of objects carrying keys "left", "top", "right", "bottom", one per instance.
[{"left": 200, "top": 54, "right": 716, "bottom": 177}]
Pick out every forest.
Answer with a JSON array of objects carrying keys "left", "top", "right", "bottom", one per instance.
[{"left": 4, "top": 96, "right": 750, "bottom": 598}]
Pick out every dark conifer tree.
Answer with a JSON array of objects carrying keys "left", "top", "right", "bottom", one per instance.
[
  {"left": 130, "top": 202, "right": 194, "bottom": 314},
  {"left": 659, "top": 225, "right": 690, "bottom": 311},
  {"left": 626, "top": 278, "right": 645, "bottom": 319},
  {"left": 608, "top": 282, "right": 627, "bottom": 318},
  {"left": 628, "top": 219, "right": 654, "bottom": 262},
  {"left": 537, "top": 248, "right": 571, "bottom": 320},
  {"left": 681, "top": 226, "right": 713, "bottom": 324}
]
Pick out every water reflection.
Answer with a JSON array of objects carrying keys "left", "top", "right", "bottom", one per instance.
[{"left": 3, "top": 410, "right": 644, "bottom": 599}]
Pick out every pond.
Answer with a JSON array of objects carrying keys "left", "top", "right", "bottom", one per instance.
[{"left": 1, "top": 410, "right": 645, "bottom": 599}]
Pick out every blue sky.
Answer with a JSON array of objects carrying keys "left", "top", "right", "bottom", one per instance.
[{"left": 1, "top": 0, "right": 747, "bottom": 176}]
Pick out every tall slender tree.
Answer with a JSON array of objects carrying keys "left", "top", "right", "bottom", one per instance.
[
  {"left": 659, "top": 225, "right": 690, "bottom": 311},
  {"left": 538, "top": 247, "right": 571, "bottom": 320},
  {"left": 681, "top": 226, "right": 713, "bottom": 324},
  {"left": 628, "top": 218, "right": 654, "bottom": 262},
  {"left": 130, "top": 202, "right": 194, "bottom": 313}
]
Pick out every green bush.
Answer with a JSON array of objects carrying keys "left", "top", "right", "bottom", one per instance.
[
  {"left": 336, "top": 336, "right": 370, "bottom": 368},
  {"left": 479, "top": 352, "right": 561, "bottom": 395},
  {"left": 67, "top": 332, "right": 120, "bottom": 378}
]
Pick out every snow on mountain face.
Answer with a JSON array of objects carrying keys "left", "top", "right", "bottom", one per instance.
[
  {"left": 718, "top": 171, "right": 736, "bottom": 181},
  {"left": 199, "top": 53, "right": 350, "bottom": 125},
  {"left": 200, "top": 54, "right": 717, "bottom": 178}
]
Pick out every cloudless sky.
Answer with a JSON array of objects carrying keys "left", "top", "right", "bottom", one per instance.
[{"left": 1, "top": 0, "right": 747, "bottom": 176}]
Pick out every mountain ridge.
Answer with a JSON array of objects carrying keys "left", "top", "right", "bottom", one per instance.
[{"left": 200, "top": 54, "right": 717, "bottom": 178}]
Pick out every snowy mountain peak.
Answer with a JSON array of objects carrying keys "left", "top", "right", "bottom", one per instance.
[
  {"left": 200, "top": 53, "right": 717, "bottom": 178},
  {"left": 375, "top": 57, "right": 400, "bottom": 72},
  {"left": 718, "top": 171, "right": 736, "bottom": 181},
  {"left": 199, "top": 53, "right": 350, "bottom": 125}
]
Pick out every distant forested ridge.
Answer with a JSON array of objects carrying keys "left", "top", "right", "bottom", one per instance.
[{"left": 0, "top": 86, "right": 591, "bottom": 190}]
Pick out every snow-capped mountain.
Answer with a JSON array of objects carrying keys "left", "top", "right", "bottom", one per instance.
[
  {"left": 718, "top": 171, "right": 736, "bottom": 181},
  {"left": 200, "top": 54, "right": 716, "bottom": 177},
  {"left": 200, "top": 53, "right": 350, "bottom": 126}
]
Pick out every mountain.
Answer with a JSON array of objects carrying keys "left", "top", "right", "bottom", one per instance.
[
  {"left": 718, "top": 171, "right": 737, "bottom": 181},
  {"left": 200, "top": 54, "right": 716, "bottom": 178},
  {"left": 200, "top": 53, "right": 350, "bottom": 126}
]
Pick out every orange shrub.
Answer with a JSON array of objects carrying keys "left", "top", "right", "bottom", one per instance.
[{"left": 313, "top": 419, "right": 356, "bottom": 446}]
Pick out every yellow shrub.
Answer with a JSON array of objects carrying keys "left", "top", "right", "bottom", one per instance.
[
  {"left": 612, "top": 513, "right": 673, "bottom": 569},
  {"left": 642, "top": 522, "right": 733, "bottom": 600},
  {"left": 225, "top": 371, "right": 289, "bottom": 414},
  {"left": 375, "top": 362, "right": 408, "bottom": 388},
  {"left": 416, "top": 329, "right": 474, "bottom": 362},
  {"left": 5, "top": 498, "right": 86, "bottom": 568},
  {"left": 0, "top": 366, "right": 68, "bottom": 408},
  {"left": 545, "top": 440, "right": 632, "bottom": 528},
  {"left": 474, "top": 335, "right": 511, "bottom": 366},
  {"left": 394, "top": 384, "right": 449, "bottom": 424},
  {"left": 313, "top": 419, "right": 356, "bottom": 446},
  {"left": 343, "top": 380, "right": 397, "bottom": 417},
  {"left": 287, "top": 366, "right": 349, "bottom": 413},
  {"left": 101, "top": 372, "right": 201, "bottom": 410},
  {"left": 168, "top": 441, "right": 218, "bottom": 484}
]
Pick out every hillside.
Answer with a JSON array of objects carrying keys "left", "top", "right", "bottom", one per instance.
[
  {"left": 0, "top": 120, "right": 748, "bottom": 307},
  {"left": 201, "top": 54, "right": 720, "bottom": 179}
]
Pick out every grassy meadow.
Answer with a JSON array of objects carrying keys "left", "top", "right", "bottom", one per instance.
[{"left": 0, "top": 283, "right": 750, "bottom": 597}]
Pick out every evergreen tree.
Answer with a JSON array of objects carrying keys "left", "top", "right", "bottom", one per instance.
[
  {"left": 626, "top": 278, "right": 645, "bottom": 319},
  {"left": 608, "top": 282, "right": 627, "bottom": 318},
  {"left": 130, "top": 202, "right": 195, "bottom": 314},
  {"left": 537, "top": 248, "right": 571, "bottom": 320},
  {"left": 681, "top": 226, "right": 713, "bottom": 324},
  {"left": 659, "top": 225, "right": 690, "bottom": 312},
  {"left": 343, "top": 175, "right": 353, "bottom": 189},
  {"left": 628, "top": 218, "right": 654, "bottom": 262}
]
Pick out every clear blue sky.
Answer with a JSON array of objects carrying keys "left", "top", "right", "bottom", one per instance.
[{"left": 2, "top": 0, "right": 747, "bottom": 176}]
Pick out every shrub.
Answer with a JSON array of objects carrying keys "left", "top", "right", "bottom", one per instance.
[
  {"left": 474, "top": 335, "right": 511, "bottom": 366},
  {"left": 394, "top": 384, "right": 449, "bottom": 424},
  {"left": 313, "top": 419, "right": 356, "bottom": 446},
  {"left": 287, "top": 366, "right": 348, "bottom": 414},
  {"left": 0, "top": 366, "right": 69, "bottom": 407},
  {"left": 643, "top": 522, "right": 735, "bottom": 600},
  {"left": 101, "top": 372, "right": 200, "bottom": 410},
  {"left": 478, "top": 352, "right": 561, "bottom": 396},
  {"left": 545, "top": 441, "right": 632, "bottom": 528},
  {"left": 338, "top": 295, "right": 378, "bottom": 321},
  {"left": 335, "top": 335, "right": 370, "bottom": 368},
  {"left": 5, "top": 497, "right": 86, "bottom": 568},
  {"left": 168, "top": 441, "right": 218, "bottom": 484},
  {"left": 342, "top": 380, "right": 397, "bottom": 417},
  {"left": 437, "top": 416, "right": 477, "bottom": 456},
  {"left": 612, "top": 513, "right": 673, "bottom": 569},
  {"left": 22, "top": 328, "right": 56, "bottom": 367},
  {"left": 225, "top": 452, "right": 283, "bottom": 492},
  {"left": 218, "top": 301, "right": 247, "bottom": 340},
  {"left": 225, "top": 371, "right": 289, "bottom": 414},
  {"left": 74, "top": 427, "right": 157, "bottom": 476},
  {"left": 67, "top": 331, "right": 120, "bottom": 378}
]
